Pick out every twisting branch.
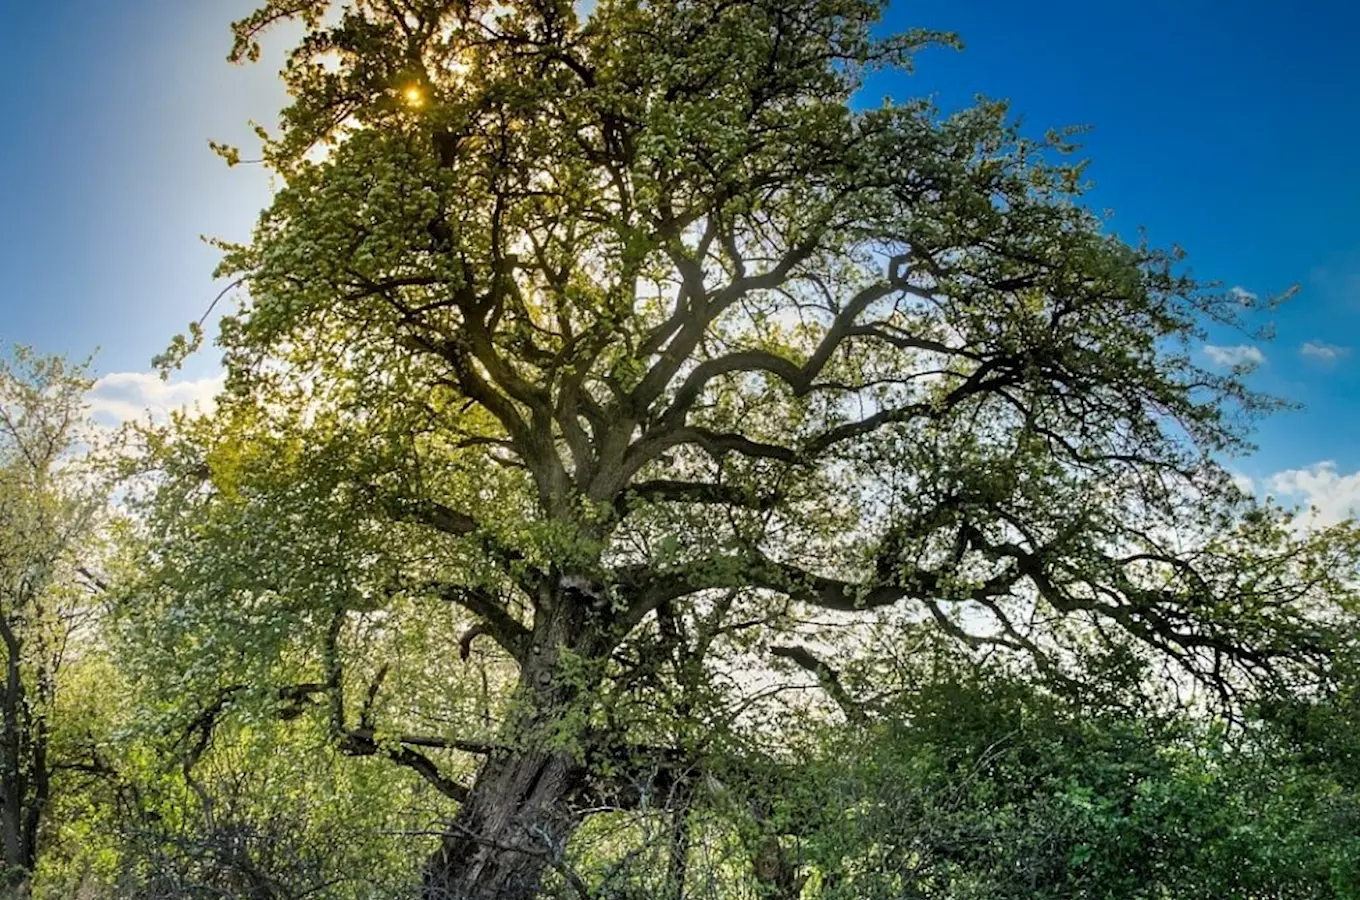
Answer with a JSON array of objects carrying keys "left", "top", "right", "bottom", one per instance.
[
  {"left": 459, "top": 623, "right": 496, "bottom": 661},
  {"left": 336, "top": 729, "right": 472, "bottom": 804},
  {"left": 180, "top": 679, "right": 483, "bottom": 806},
  {"left": 657, "top": 261, "right": 909, "bottom": 421},
  {"left": 178, "top": 682, "right": 329, "bottom": 769},
  {"left": 420, "top": 581, "right": 531, "bottom": 663},
  {"left": 616, "top": 549, "right": 1022, "bottom": 635}
]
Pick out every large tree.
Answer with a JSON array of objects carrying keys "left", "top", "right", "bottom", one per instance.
[{"left": 132, "top": 1, "right": 1359, "bottom": 897}]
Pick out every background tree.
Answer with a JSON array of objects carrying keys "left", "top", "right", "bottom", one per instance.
[
  {"left": 100, "top": 713, "right": 440, "bottom": 900},
  {"left": 0, "top": 346, "right": 107, "bottom": 896},
  {"left": 549, "top": 635, "right": 1360, "bottom": 900},
  {"left": 779, "top": 643, "right": 1360, "bottom": 900},
  {"left": 131, "top": 0, "right": 1360, "bottom": 897}
]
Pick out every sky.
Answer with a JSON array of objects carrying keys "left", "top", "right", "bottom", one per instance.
[{"left": 1, "top": 0, "right": 1358, "bottom": 517}]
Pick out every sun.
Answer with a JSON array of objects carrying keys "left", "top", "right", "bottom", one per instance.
[{"left": 402, "top": 85, "right": 425, "bottom": 108}]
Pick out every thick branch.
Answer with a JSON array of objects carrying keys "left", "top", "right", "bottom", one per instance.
[
  {"left": 659, "top": 274, "right": 904, "bottom": 423},
  {"left": 617, "top": 550, "right": 1019, "bottom": 636},
  {"left": 337, "top": 729, "right": 472, "bottom": 803},
  {"left": 618, "top": 346, "right": 1034, "bottom": 483},
  {"left": 614, "top": 479, "right": 779, "bottom": 517},
  {"left": 341, "top": 726, "right": 497, "bottom": 757},
  {"left": 182, "top": 682, "right": 479, "bottom": 804},
  {"left": 382, "top": 497, "right": 537, "bottom": 589},
  {"left": 388, "top": 497, "right": 480, "bottom": 536},
  {"left": 628, "top": 235, "right": 823, "bottom": 418}
]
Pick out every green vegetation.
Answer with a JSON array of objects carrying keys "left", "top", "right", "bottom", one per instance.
[
  {"left": 6, "top": 1, "right": 1360, "bottom": 898},
  {"left": 0, "top": 349, "right": 109, "bottom": 897}
]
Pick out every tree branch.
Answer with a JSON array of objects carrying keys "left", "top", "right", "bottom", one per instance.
[
  {"left": 420, "top": 582, "right": 531, "bottom": 662},
  {"left": 337, "top": 729, "right": 472, "bottom": 803},
  {"left": 617, "top": 549, "right": 1020, "bottom": 637},
  {"left": 382, "top": 497, "right": 533, "bottom": 584},
  {"left": 769, "top": 645, "right": 865, "bottom": 724},
  {"left": 614, "top": 479, "right": 779, "bottom": 517}
]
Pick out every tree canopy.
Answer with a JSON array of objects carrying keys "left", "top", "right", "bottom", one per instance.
[
  {"left": 0, "top": 347, "right": 108, "bottom": 895},
  {"left": 97, "top": 0, "right": 1360, "bottom": 898}
]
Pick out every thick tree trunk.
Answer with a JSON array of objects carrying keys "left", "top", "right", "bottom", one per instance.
[
  {"left": 422, "top": 593, "right": 599, "bottom": 900},
  {"left": 422, "top": 746, "right": 583, "bottom": 900}
]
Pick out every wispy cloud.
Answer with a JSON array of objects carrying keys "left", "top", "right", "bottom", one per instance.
[
  {"left": 1266, "top": 461, "right": 1360, "bottom": 526},
  {"left": 1202, "top": 344, "right": 1264, "bottom": 370},
  {"left": 88, "top": 371, "right": 224, "bottom": 426},
  {"left": 1300, "top": 341, "right": 1350, "bottom": 364},
  {"left": 1228, "top": 286, "right": 1258, "bottom": 306},
  {"left": 1310, "top": 256, "right": 1360, "bottom": 306}
]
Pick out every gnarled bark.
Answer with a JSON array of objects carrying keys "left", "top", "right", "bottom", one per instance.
[
  {"left": 422, "top": 595, "right": 597, "bottom": 900},
  {"left": 422, "top": 747, "right": 582, "bottom": 900}
]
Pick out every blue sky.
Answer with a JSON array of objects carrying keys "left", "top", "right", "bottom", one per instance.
[
  {"left": 0, "top": 0, "right": 278, "bottom": 379},
  {"left": 2, "top": 0, "right": 1358, "bottom": 508},
  {"left": 880, "top": 0, "right": 1360, "bottom": 490}
]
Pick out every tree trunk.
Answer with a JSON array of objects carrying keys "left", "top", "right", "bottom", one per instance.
[
  {"left": 422, "top": 593, "right": 599, "bottom": 900},
  {"left": 0, "top": 626, "right": 35, "bottom": 897},
  {"left": 751, "top": 833, "right": 805, "bottom": 900},
  {"left": 422, "top": 746, "right": 583, "bottom": 900}
]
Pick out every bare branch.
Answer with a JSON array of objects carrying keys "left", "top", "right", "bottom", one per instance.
[{"left": 769, "top": 645, "right": 865, "bottom": 724}]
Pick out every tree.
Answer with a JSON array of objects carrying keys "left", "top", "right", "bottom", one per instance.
[
  {"left": 100, "top": 710, "right": 439, "bottom": 900},
  {"left": 0, "top": 347, "right": 106, "bottom": 896},
  {"left": 781, "top": 647, "right": 1360, "bottom": 900},
  {"left": 133, "top": 1, "right": 1360, "bottom": 897}
]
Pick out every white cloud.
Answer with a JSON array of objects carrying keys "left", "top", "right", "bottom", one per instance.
[
  {"left": 1267, "top": 461, "right": 1360, "bottom": 526},
  {"left": 1228, "top": 286, "right": 1258, "bottom": 306},
  {"left": 1300, "top": 341, "right": 1349, "bottom": 364},
  {"left": 1202, "top": 344, "right": 1264, "bottom": 370},
  {"left": 1229, "top": 471, "right": 1255, "bottom": 496},
  {"left": 87, "top": 371, "right": 224, "bottom": 426}
]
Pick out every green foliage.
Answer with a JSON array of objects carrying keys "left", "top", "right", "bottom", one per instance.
[
  {"left": 69, "top": 0, "right": 1360, "bottom": 896},
  {"left": 0, "top": 344, "right": 110, "bottom": 894},
  {"left": 104, "top": 718, "right": 439, "bottom": 899},
  {"left": 773, "top": 655, "right": 1360, "bottom": 899}
]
